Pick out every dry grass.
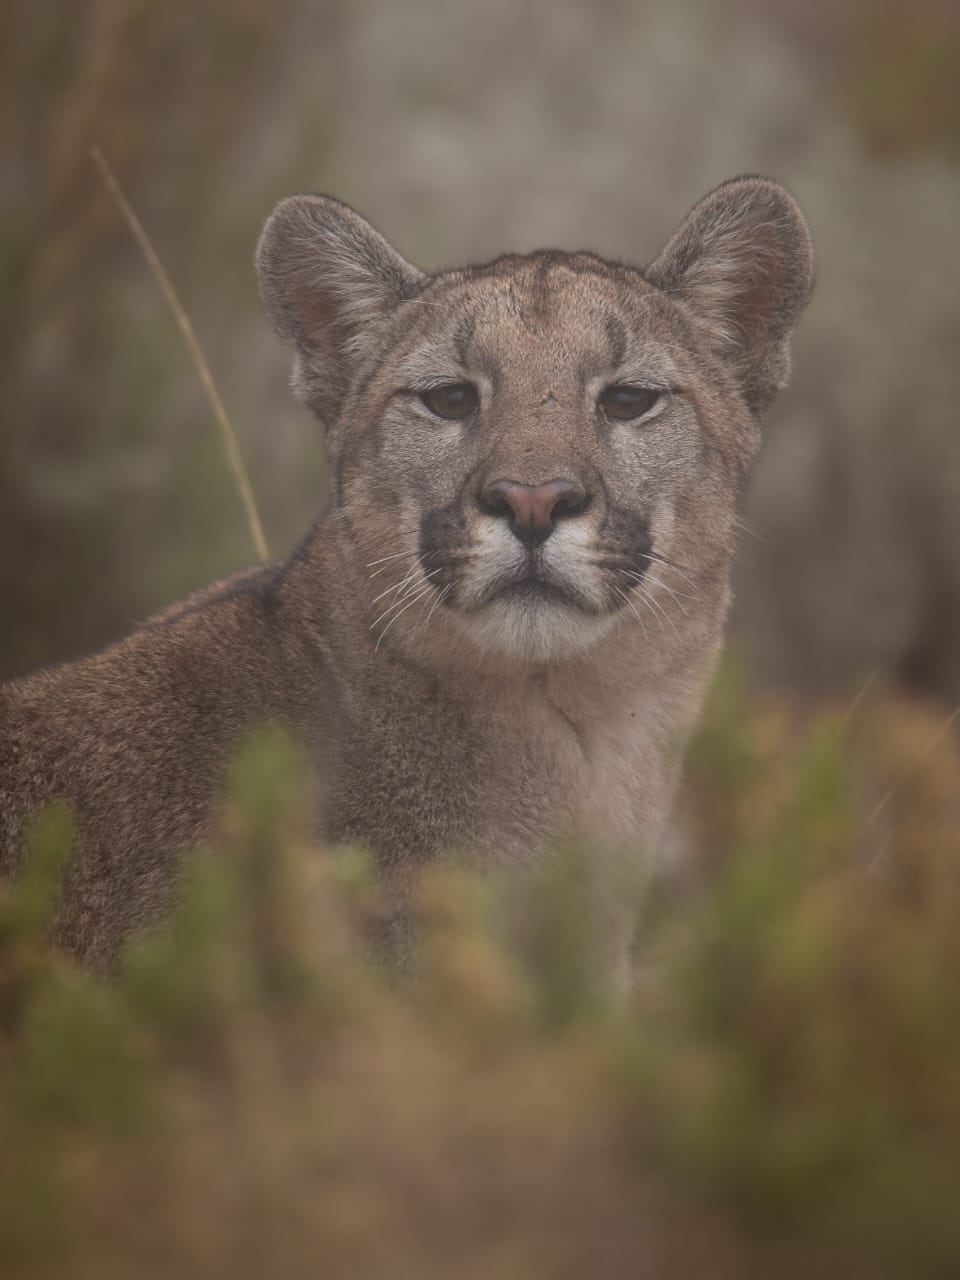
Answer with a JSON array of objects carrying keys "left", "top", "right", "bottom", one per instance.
[{"left": 90, "top": 147, "right": 269, "bottom": 564}]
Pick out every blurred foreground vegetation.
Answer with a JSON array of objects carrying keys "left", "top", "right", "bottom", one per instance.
[{"left": 2, "top": 674, "right": 959, "bottom": 1279}]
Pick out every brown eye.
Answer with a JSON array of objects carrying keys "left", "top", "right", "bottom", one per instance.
[
  {"left": 420, "top": 383, "right": 478, "bottom": 421},
  {"left": 599, "top": 385, "right": 661, "bottom": 421}
]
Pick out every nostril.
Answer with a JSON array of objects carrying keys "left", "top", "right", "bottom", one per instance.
[
  {"left": 551, "top": 484, "right": 588, "bottom": 520},
  {"left": 477, "top": 484, "right": 515, "bottom": 520}
]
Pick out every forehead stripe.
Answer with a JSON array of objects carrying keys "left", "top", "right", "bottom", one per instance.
[
  {"left": 453, "top": 312, "right": 478, "bottom": 364},
  {"left": 604, "top": 314, "right": 628, "bottom": 368}
]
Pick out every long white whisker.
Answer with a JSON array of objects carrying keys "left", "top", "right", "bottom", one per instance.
[
  {"left": 644, "top": 553, "right": 700, "bottom": 592},
  {"left": 370, "top": 568, "right": 441, "bottom": 620},
  {"left": 365, "top": 548, "right": 422, "bottom": 568},
  {"left": 412, "top": 580, "right": 442, "bottom": 634},
  {"left": 613, "top": 586, "right": 650, "bottom": 642},
  {"left": 370, "top": 567, "right": 441, "bottom": 611},
  {"left": 622, "top": 568, "right": 694, "bottom": 607},
  {"left": 374, "top": 582, "right": 437, "bottom": 651},
  {"left": 644, "top": 574, "right": 690, "bottom": 618},
  {"left": 369, "top": 562, "right": 404, "bottom": 581},
  {"left": 368, "top": 549, "right": 440, "bottom": 581},
  {"left": 732, "top": 515, "right": 767, "bottom": 544},
  {"left": 635, "top": 581, "right": 681, "bottom": 641},
  {"left": 422, "top": 583, "right": 451, "bottom": 632},
  {"left": 370, "top": 567, "right": 419, "bottom": 606},
  {"left": 624, "top": 569, "right": 692, "bottom": 616},
  {"left": 371, "top": 565, "right": 421, "bottom": 605},
  {"left": 354, "top": 524, "right": 422, "bottom": 549}
]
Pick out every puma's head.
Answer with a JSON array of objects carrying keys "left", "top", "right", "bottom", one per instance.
[{"left": 257, "top": 178, "right": 813, "bottom": 663}]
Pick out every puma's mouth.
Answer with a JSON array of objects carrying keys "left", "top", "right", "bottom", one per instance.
[
  {"left": 418, "top": 516, "right": 656, "bottom": 660},
  {"left": 477, "top": 550, "right": 603, "bottom": 615},
  {"left": 453, "top": 574, "right": 616, "bottom": 661},
  {"left": 427, "top": 543, "right": 625, "bottom": 661},
  {"left": 484, "top": 573, "right": 596, "bottom": 614},
  {"left": 491, "top": 578, "right": 574, "bottom": 606}
]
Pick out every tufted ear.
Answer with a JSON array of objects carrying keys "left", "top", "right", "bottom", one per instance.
[
  {"left": 646, "top": 176, "right": 814, "bottom": 413},
  {"left": 256, "top": 194, "right": 425, "bottom": 426}
]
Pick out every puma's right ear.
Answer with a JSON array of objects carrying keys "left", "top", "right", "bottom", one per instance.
[
  {"left": 256, "top": 195, "right": 425, "bottom": 425},
  {"left": 647, "top": 176, "right": 814, "bottom": 413}
]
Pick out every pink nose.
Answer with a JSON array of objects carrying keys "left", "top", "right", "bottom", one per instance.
[{"left": 479, "top": 479, "right": 588, "bottom": 546}]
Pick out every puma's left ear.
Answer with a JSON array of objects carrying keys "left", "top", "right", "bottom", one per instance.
[{"left": 647, "top": 176, "right": 814, "bottom": 412}]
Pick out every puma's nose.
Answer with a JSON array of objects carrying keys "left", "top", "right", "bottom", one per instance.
[{"left": 478, "top": 479, "right": 589, "bottom": 547}]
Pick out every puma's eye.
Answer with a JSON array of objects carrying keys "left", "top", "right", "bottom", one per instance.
[
  {"left": 420, "top": 383, "right": 478, "bottom": 421},
  {"left": 599, "top": 385, "right": 661, "bottom": 421}
]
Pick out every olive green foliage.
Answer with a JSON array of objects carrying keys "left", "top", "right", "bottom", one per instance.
[{"left": 2, "top": 686, "right": 959, "bottom": 1278}]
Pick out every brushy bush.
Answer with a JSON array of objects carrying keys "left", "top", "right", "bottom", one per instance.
[{"left": 1, "top": 677, "right": 959, "bottom": 1279}]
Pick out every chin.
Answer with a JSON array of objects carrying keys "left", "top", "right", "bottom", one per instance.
[{"left": 455, "top": 595, "right": 616, "bottom": 663}]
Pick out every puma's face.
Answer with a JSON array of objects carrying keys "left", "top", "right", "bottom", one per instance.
[
  {"left": 257, "top": 180, "right": 813, "bottom": 663},
  {"left": 333, "top": 258, "right": 741, "bottom": 662}
]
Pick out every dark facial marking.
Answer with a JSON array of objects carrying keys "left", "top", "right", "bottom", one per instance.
[
  {"left": 419, "top": 494, "right": 475, "bottom": 606},
  {"left": 604, "top": 314, "right": 628, "bottom": 369},
  {"left": 594, "top": 505, "right": 653, "bottom": 611},
  {"left": 531, "top": 256, "right": 554, "bottom": 324},
  {"left": 505, "top": 283, "right": 527, "bottom": 325},
  {"left": 586, "top": 474, "right": 654, "bottom": 611},
  {"left": 452, "top": 313, "right": 477, "bottom": 365}
]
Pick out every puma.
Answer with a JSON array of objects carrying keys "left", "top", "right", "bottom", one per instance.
[{"left": 0, "top": 176, "right": 814, "bottom": 976}]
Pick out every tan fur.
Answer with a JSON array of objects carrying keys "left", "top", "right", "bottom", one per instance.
[{"left": 0, "top": 177, "right": 813, "bottom": 973}]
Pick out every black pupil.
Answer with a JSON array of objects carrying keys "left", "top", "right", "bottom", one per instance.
[
  {"left": 423, "top": 384, "right": 476, "bottom": 419},
  {"left": 603, "top": 386, "right": 658, "bottom": 419}
]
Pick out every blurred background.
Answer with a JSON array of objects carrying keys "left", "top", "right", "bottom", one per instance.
[{"left": 4, "top": 0, "right": 960, "bottom": 705}]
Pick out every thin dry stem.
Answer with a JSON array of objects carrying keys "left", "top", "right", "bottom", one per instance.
[
  {"left": 863, "top": 701, "right": 960, "bottom": 837},
  {"left": 90, "top": 146, "right": 269, "bottom": 564}
]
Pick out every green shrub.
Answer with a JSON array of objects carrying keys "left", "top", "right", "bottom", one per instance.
[{"left": 1, "top": 683, "right": 959, "bottom": 1277}]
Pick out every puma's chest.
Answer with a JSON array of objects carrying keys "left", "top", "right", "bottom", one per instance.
[
  {"left": 327, "top": 680, "right": 677, "bottom": 871},
  {"left": 475, "top": 696, "right": 673, "bottom": 863}
]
